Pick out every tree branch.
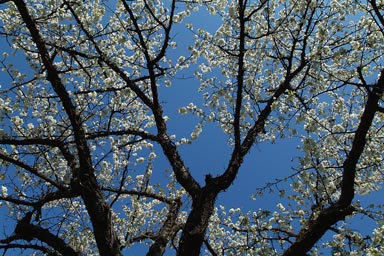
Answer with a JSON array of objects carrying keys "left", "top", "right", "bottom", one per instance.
[
  {"left": 102, "top": 186, "right": 177, "bottom": 205},
  {"left": 0, "top": 138, "right": 77, "bottom": 170},
  {"left": 146, "top": 199, "right": 182, "bottom": 256},
  {"left": 0, "top": 152, "right": 64, "bottom": 189},
  {"left": 12, "top": 1, "right": 122, "bottom": 255},
  {"left": 0, "top": 243, "right": 61, "bottom": 256},
  {"left": 7, "top": 212, "right": 81, "bottom": 256},
  {"left": 283, "top": 69, "right": 384, "bottom": 256}
]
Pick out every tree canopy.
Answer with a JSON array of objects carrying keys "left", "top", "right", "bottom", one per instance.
[{"left": 1, "top": 0, "right": 384, "bottom": 255}]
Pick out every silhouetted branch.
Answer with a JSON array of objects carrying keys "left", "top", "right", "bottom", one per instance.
[
  {"left": 283, "top": 69, "right": 384, "bottom": 256},
  {"left": 2, "top": 212, "right": 81, "bottom": 256}
]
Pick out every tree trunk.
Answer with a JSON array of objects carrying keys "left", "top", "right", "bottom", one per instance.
[{"left": 177, "top": 188, "right": 217, "bottom": 256}]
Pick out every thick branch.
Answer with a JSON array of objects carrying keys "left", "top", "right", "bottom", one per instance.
[
  {"left": 370, "top": 0, "right": 384, "bottom": 33},
  {"left": 0, "top": 243, "right": 61, "bottom": 256},
  {"left": 233, "top": 0, "right": 246, "bottom": 150},
  {"left": 283, "top": 69, "right": 384, "bottom": 256},
  {"left": 12, "top": 0, "right": 92, "bottom": 168},
  {"left": 338, "top": 72, "right": 384, "bottom": 206},
  {"left": 146, "top": 199, "right": 181, "bottom": 256},
  {"left": 9, "top": 212, "right": 80, "bottom": 256},
  {"left": 158, "top": 135, "right": 201, "bottom": 199},
  {"left": 283, "top": 205, "right": 355, "bottom": 256},
  {"left": 13, "top": 1, "right": 122, "bottom": 255}
]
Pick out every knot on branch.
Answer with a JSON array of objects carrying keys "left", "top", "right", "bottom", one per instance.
[
  {"left": 14, "top": 211, "right": 34, "bottom": 242},
  {"left": 205, "top": 174, "right": 213, "bottom": 185}
]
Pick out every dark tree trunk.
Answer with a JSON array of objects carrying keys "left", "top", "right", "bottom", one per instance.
[{"left": 177, "top": 188, "right": 217, "bottom": 256}]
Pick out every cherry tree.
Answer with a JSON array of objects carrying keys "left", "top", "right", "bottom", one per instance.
[{"left": 0, "top": 0, "right": 384, "bottom": 255}]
